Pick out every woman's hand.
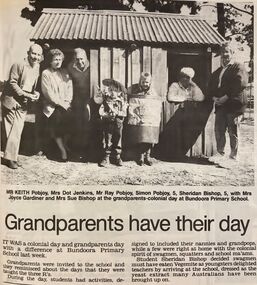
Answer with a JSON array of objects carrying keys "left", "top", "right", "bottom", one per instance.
[
  {"left": 32, "top": 91, "right": 40, "bottom": 101},
  {"left": 24, "top": 91, "right": 39, "bottom": 102}
]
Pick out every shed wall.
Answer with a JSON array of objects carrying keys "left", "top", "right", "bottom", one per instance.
[
  {"left": 88, "top": 46, "right": 168, "bottom": 100},
  {"left": 41, "top": 42, "right": 215, "bottom": 158}
]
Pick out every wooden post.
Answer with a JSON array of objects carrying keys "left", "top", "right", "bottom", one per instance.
[
  {"left": 90, "top": 48, "right": 99, "bottom": 98},
  {"left": 152, "top": 48, "right": 168, "bottom": 133},
  {"left": 204, "top": 109, "right": 216, "bottom": 156},
  {"left": 99, "top": 47, "right": 111, "bottom": 87},
  {"left": 143, "top": 46, "right": 151, "bottom": 73},
  {"left": 112, "top": 48, "right": 126, "bottom": 86},
  {"left": 204, "top": 51, "right": 219, "bottom": 156},
  {"left": 131, "top": 47, "right": 141, "bottom": 85},
  {"left": 127, "top": 51, "right": 132, "bottom": 88},
  {"left": 152, "top": 48, "right": 167, "bottom": 99}
]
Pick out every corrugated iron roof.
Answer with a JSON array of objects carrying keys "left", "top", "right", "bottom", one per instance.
[{"left": 30, "top": 8, "right": 224, "bottom": 45}]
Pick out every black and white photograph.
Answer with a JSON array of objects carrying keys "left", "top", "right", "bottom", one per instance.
[
  {"left": 0, "top": 2, "right": 256, "bottom": 285},
  {"left": 0, "top": 1, "right": 254, "bottom": 185}
]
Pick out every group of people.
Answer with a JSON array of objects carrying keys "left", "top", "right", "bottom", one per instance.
[{"left": 1, "top": 42, "right": 248, "bottom": 170}]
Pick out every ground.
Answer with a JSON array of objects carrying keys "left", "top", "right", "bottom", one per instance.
[{"left": 1, "top": 117, "right": 254, "bottom": 186}]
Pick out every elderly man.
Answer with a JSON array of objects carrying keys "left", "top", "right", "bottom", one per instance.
[
  {"left": 208, "top": 42, "right": 248, "bottom": 162},
  {"left": 1, "top": 44, "right": 42, "bottom": 169},
  {"left": 127, "top": 72, "right": 162, "bottom": 166},
  {"left": 67, "top": 48, "right": 91, "bottom": 160}
]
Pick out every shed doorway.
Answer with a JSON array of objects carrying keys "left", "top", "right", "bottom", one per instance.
[
  {"left": 159, "top": 51, "right": 214, "bottom": 160},
  {"left": 168, "top": 51, "right": 208, "bottom": 93}
]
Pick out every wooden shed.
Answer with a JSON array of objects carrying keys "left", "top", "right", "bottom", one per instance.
[{"left": 30, "top": 8, "right": 224, "bottom": 159}]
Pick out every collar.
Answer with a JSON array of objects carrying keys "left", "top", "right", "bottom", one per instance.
[
  {"left": 24, "top": 57, "right": 39, "bottom": 69},
  {"left": 221, "top": 59, "right": 234, "bottom": 68},
  {"left": 178, "top": 82, "right": 189, "bottom": 91},
  {"left": 49, "top": 67, "right": 61, "bottom": 73},
  {"left": 72, "top": 61, "right": 89, "bottom": 72},
  {"left": 139, "top": 85, "right": 151, "bottom": 93}
]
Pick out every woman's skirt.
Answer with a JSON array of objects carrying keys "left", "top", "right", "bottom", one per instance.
[
  {"left": 126, "top": 125, "right": 160, "bottom": 145},
  {"left": 48, "top": 106, "right": 71, "bottom": 138}
]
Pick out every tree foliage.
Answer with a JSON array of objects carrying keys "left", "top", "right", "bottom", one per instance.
[
  {"left": 21, "top": 0, "right": 201, "bottom": 25},
  {"left": 215, "top": 3, "right": 253, "bottom": 60},
  {"left": 223, "top": 3, "right": 253, "bottom": 42},
  {"left": 21, "top": 0, "right": 134, "bottom": 25},
  {"left": 134, "top": 0, "right": 200, "bottom": 14}
]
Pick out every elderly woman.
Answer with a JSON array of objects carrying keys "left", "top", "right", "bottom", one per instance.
[
  {"left": 164, "top": 67, "right": 205, "bottom": 159},
  {"left": 41, "top": 49, "right": 73, "bottom": 162},
  {"left": 127, "top": 72, "right": 162, "bottom": 166},
  {"left": 167, "top": 67, "right": 204, "bottom": 103}
]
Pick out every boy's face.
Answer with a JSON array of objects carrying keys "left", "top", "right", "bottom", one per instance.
[{"left": 140, "top": 77, "right": 151, "bottom": 91}]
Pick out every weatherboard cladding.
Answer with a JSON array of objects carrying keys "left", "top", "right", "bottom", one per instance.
[{"left": 30, "top": 8, "right": 224, "bottom": 45}]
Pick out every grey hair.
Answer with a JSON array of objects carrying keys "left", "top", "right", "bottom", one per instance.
[
  {"left": 73, "top": 48, "right": 87, "bottom": 58},
  {"left": 28, "top": 43, "right": 43, "bottom": 53},
  {"left": 139, "top": 71, "right": 152, "bottom": 81}
]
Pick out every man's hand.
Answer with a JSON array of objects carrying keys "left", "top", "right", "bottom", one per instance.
[
  {"left": 213, "top": 95, "right": 229, "bottom": 106},
  {"left": 60, "top": 101, "right": 71, "bottom": 110}
]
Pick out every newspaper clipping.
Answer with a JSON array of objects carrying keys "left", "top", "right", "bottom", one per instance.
[{"left": 0, "top": 1, "right": 256, "bottom": 285}]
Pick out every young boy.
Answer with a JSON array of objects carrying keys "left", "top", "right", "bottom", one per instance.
[{"left": 94, "top": 79, "right": 127, "bottom": 167}]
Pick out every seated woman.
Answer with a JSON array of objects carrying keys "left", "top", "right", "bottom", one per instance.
[
  {"left": 41, "top": 49, "right": 73, "bottom": 162},
  {"left": 165, "top": 67, "right": 205, "bottom": 159},
  {"left": 167, "top": 67, "right": 204, "bottom": 103}
]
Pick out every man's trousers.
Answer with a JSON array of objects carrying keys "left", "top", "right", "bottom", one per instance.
[
  {"left": 215, "top": 107, "right": 241, "bottom": 158},
  {"left": 2, "top": 106, "right": 27, "bottom": 162},
  {"left": 102, "top": 117, "right": 124, "bottom": 156}
]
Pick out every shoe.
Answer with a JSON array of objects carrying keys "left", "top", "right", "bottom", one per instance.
[
  {"left": 114, "top": 156, "right": 123, "bottom": 166},
  {"left": 36, "top": 150, "right": 44, "bottom": 156},
  {"left": 229, "top": 154, "right": 238, "bottom": 161},
  {"left": 137, "top": 154, "right": 144, "bottom": 166},
  {"left": 229, "top": 151, "right": 238, "bottom": 160},
  {"left": 144, "top": 156, "right": 153, "bottom": 166},
  {"left": 229, "top": 155, "right": 236, "bottom": 160},
  {"left": 209, "top": 152, "right": 225, "bottom": 163},
  {"left": 79, "top": 156, "right": 88, "bottom": 163},
  {"left": 99, "top": 156, "right": 110, "bottom": 167},
  {"left": 7, "top": 160, "right": 18, "bottom": 169}
]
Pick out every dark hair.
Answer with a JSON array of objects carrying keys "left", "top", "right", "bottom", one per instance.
[{"left": 46, "top": 49, "right": 64, "bottom": 66}]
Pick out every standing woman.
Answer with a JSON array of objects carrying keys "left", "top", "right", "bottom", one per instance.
[
  {"left": 41, "top": 49, "right": 73, "bottom": 162},
  {"left": 127, "top": 72, "right": 162, "bottom": 166}
]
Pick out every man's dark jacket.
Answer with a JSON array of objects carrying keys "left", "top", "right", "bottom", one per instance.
[{"left": 208, "top": 63, "right": 249, "bottom": 114}]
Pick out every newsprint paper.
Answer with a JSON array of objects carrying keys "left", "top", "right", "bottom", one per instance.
[{"left": 0, "top": 1, "right": 256, "bottom": 285}]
